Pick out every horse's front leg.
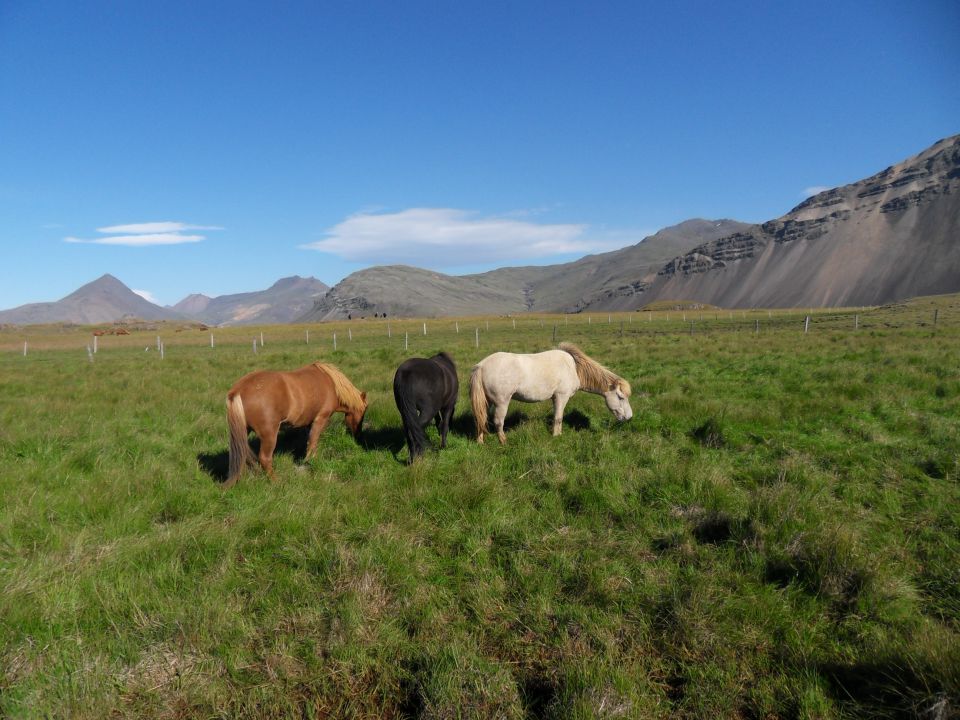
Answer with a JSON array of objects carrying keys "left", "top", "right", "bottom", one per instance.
[
  {"left": 552, "top": 393, "right": 571, "bottom": 436},
  {"left": 304, "top": 414, "right": 331, "bottom": 461}
]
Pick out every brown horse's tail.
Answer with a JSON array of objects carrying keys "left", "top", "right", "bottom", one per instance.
[
  {"left": 470, "top": 363, "right": 489, "bottom": 443},
  {"left": 225, "top": 392, "right": 255, "bottom": 488}
]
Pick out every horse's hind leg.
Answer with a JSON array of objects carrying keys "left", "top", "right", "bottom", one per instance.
[
  {"left": 493, "top": 401, "right": 510, "bottom": 445},
  {"left": 258, "top": 425, "right": 279, "bottom": 480},
  {"left": 439, "top": 398, "right": 455, "bottom": 449},
  {"left": 305, "top": 414, "right": 331, "bottom": 462}
]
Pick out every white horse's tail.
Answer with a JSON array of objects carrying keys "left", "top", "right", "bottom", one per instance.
[
  {"left": 225, "top": 393, "right": 255, "bottom": 488},
  {"left": 470, "top": 363, "right": 489, "bottom": 443}
]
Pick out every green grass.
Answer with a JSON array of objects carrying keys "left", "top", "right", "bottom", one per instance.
[{"left": 1, "top": 296, "right": 959, "bottom": 718}]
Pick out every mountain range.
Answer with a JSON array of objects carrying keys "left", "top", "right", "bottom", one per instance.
[
  {"left": 2, "top": 134, "right": 957, "bottom": 325},
  {"left": 169, "top": 276, "right": 329, "bottom": 325},
  {"left": 302, "top": 134, "right": 960, "bottom": 317}
]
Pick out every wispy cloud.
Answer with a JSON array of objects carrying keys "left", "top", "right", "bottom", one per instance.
[
  {"left": 65, "top": 233, "right": 205, "bottom": 246},
  {"left": 65, "top": 221, "right": 221, "bottom": 246},
  {"left": 301, "top": 208, "right": 610, "bottom": 266},
  {"left": 132, "top": 289, "right": 159, "bottom": 304},
  {"left": 802, "top": 186, "right": 832, "bottom": 198},
  {"left": 98, "top": 221, "right": 223, "bottom": 234}
]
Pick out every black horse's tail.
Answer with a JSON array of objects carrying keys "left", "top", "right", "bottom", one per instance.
[{"left": 394, "top": 380, "right": 428, "bottom": 463}]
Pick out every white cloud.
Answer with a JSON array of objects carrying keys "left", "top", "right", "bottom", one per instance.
[
  {"left": 97, "top": 221, "right": 223, "bottom": 234},
  {"left": 65, "top": 233, "right": 205, "bottom": 246},
  {"left": 301, "top": 208, "right": 602, "bottom": 265},
  {"left": 132, "top": 289, "right": 159, "bottom": 304},
  {"left": 802, "top": 186, "right": 831, "bottom": 198},
  {"left": 64, "top": 221, "right": 221, "bottom": 247}
]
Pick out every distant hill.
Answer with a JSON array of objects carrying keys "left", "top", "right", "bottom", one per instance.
[
  {"left": 298, "top": 219, "right": 748, "bottom": 320},
  {"left": 173, "top": 276, "right": 329, "bottom": 325},
  {"left": 629, "top": 134, "right": 960, "bottom": 309},
  {"left": 0, "top": 274, "right": 182, "bottom": 325}
]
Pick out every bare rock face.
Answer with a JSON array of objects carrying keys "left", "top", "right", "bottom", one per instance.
[
  {"left": 643, "top": 135, "right": 960, "bottom": 308},
  {"left": 175, "top": 276, "right": 329, "bottom": 325},
  {"left": 299, "top": 220, "right": 749, "bottom": 320}
]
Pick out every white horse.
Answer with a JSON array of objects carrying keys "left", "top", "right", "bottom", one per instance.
[{"left": 470, "top": 342, "right": 633, "bottom": 444}]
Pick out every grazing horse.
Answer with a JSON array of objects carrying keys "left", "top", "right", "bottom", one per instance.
[
  {"left": 393, "top": 352, "right": 458, "bottom": 463},
  {"left": 470, "top": 342, "right": 632, "bottom": 444},
  {"left": 224, "top": 362, "right": 367, "bottom": 487}
]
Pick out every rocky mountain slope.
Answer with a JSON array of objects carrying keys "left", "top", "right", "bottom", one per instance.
[
  {"left": 0, "top": 274, "right": 182, "bottom": 325},
  {"left": 626, "top": 134, "right": 960, "bottom": 309},
  {"left": 298, "top": 219, "right": 748, "bottom": 320},
  {"left": 172, "top": 276, "right": 328, "bottom": 325}
]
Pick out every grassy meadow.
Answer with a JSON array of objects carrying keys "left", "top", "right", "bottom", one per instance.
[{"left": 1, "top": 296, "right": 959, "bottom": 718}]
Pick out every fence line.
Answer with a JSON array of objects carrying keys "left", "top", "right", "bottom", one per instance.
[{"left": 7, "top": 304, "right": 958, "bottom": 358}]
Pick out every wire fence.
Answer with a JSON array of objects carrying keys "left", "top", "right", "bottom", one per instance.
[{"left": 3, "top": 300, "right": 958, "bottom": 363}]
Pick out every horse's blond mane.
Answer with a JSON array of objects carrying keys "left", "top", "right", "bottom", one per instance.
[
  {"left": 312, "top": 362, "right": 366, "bottom": 411},
  {"left": 558, "top": 342, "right": 631, "bottom": 396}
]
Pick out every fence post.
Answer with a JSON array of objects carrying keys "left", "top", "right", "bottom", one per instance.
[
  {"left": 306, "top": 329, "right": 310, "bottom": 344},
  {"left": 23, "top": 341, "right": 27, "bottom": 357},
  {"left": 210, "top": 333, "right": 214, "bottom": 348},
  {"left": 160, "top": 343, "right": 164, "bottom": 360},
  {"left": 456, "top": 321, "right": 459, "bottom": 334},
  {"left": 475, "top": 327, "right": 479, "bottom": 348},
  {"left": 253, "top": 338, "right": 257, "bottom": 354},
  {"left": 854, "top": 315, "right": 858, "bottom": 330},
  {"left": 934, "top": 309, "right": 939, "bottom": 325},
  {"left": 513, "top": 318, "right": 516, "bottom": 329},
  {"left": 333, "top": 333, "right": 337, "bottom": 351},
  {"left": 87, "top": 345, "right": 94, "bottom": 362},
  {"left": 348, "top": 328, "right": 352, "bottom": 341},
  {"left": 423, "top": 322, "right": 427, "bottom": 336},
  {"left": 387, "top": 321, "right": 391, "bottom": 338},
  {"left": 405, "top": 332, "right": 409, "bottom": 351},
  {"left": 755, "top": 319, "right": 759, "bottom": 334},
  {"left": 260, "top": 331, "right": 264, "bottom": 347},
  {"left": 804, "top": 315, "right": 810, "bottom": 333},
  {"left": 93, "top": 335, "right": 98, "bottom": 354}
]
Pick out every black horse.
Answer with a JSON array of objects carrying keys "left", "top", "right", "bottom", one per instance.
[{"left": 393, "top": 352, "right": 458, "bottom": 463}]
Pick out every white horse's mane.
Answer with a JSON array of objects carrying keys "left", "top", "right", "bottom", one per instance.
[{"left": 558, "top": 343, "right": 631, "bottom": 396}]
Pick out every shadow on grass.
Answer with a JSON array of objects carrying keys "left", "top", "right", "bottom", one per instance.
[
  {"left": 197, "top": 426, "right": 312, "bottom": 483},
  {"left": 553, "top": 409, "right": 592, "bottom": 432},
  {"left": 359, "top": 424, "right": 406, "bottom": 464},
  {"left": 450, "top": 410, "right": 531, "bottom": 437},
  {"left": 817, "top": 658, "right": 949, "bottom": 718}
]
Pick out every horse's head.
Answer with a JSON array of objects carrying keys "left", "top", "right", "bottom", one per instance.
[
  {"left": 602, "top": 381, "right": 633, "bottom": 422},
  {"left": 344, "top": 391, "right": 368, "bottom": 440}
]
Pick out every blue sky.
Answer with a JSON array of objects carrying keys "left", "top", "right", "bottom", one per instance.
[{"left": 1, "top": 1, "right": 957, "bottom": 308}]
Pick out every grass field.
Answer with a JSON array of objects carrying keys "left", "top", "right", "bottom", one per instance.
[{"left": 1, "top": 296, "right": 959, "bottom": 718}]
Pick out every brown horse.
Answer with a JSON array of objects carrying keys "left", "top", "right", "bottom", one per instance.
[{"left": 224, "top": 362, "right": 368, "bottom": 487}]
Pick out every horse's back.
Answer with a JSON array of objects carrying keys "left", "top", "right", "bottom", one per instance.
[
  {"left": 394, "top": 355, "right": 458, "bottom": 405},
  {"left": 229, "top": 365, "right": 333, "bottom": 427},
  {"left": 479, "top": 349, "right": 577, "bottom": 402}
]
